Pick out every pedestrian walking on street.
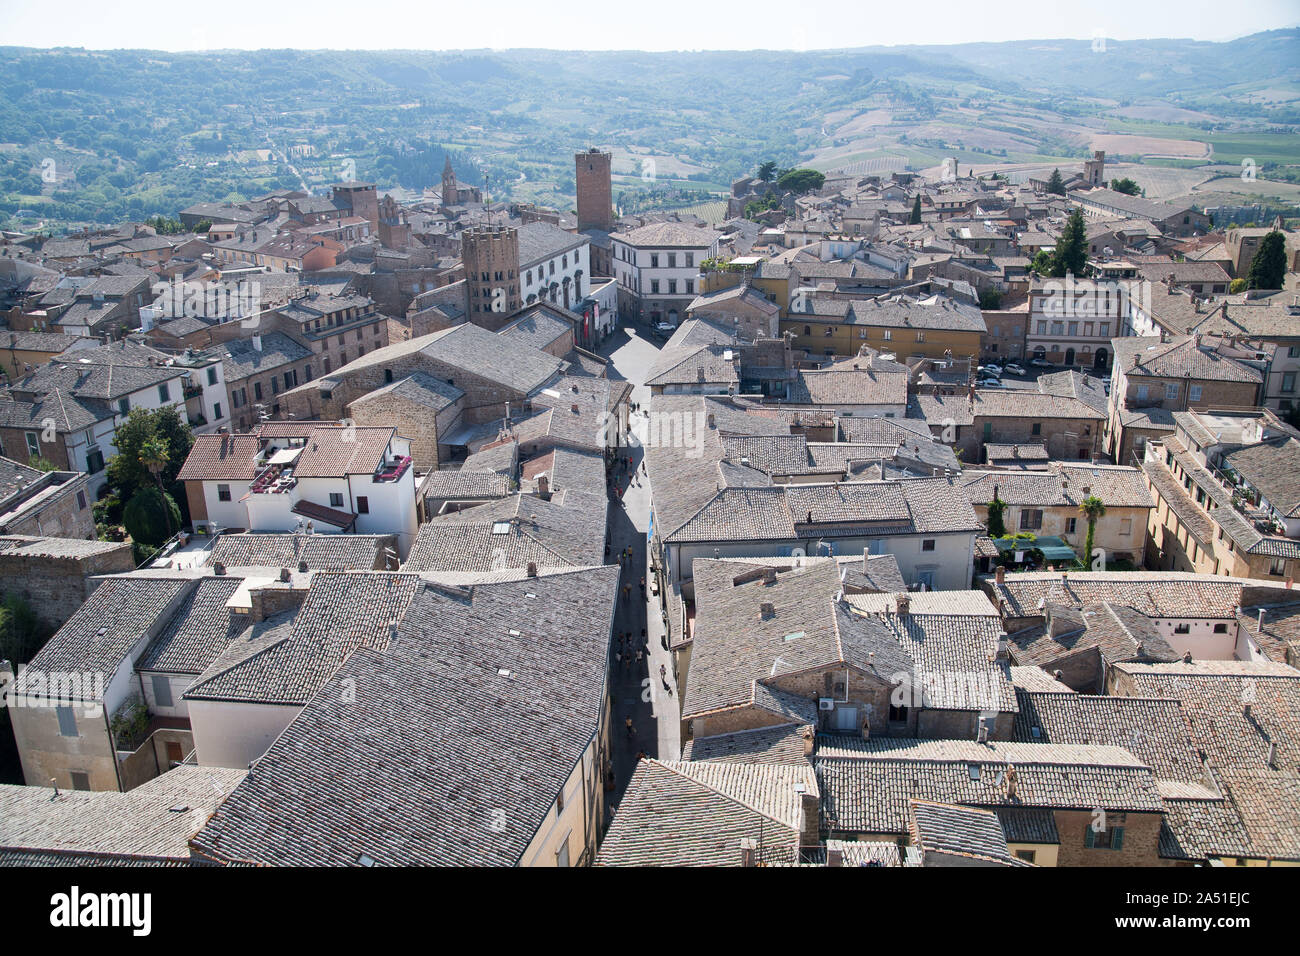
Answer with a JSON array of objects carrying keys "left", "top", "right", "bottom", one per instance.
[
  {"left": 660, "top": 664, "right": 672, "bottom": 695},
  {"left": 623, "top": 584, "right": 631, "bottom": 602},
  {"left": 625, "top": 717, "right": 635, "bottom": 738},
  {"left": 636, "top": 649, "right": 644, "bottom": 665}
]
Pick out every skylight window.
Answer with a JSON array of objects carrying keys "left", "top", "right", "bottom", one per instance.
[{"left": 492, "top": 521, "right": 511, "bottom": 534}]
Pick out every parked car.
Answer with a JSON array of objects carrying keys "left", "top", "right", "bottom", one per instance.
[
  {"left": 979, "top": 364, "right": 1003, "bottom": 376},
  {"left": 653, "top": 322, "right": 676, "bottom": 335},
  {"left": 1030, "top": 357, "right": 1052, "bottom": 368},
  {"left": 978, "top": 379, "right": 1006, "bottom": 388},
  {"left": 1003, "top": 363, "right": 1026, "bottom": 376}
]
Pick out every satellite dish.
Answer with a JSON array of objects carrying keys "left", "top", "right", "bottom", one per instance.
[{"left": 791, "top": 547, "right": 806, "bottom": 558}]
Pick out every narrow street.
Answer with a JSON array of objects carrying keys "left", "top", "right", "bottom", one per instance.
[{"left": 597, "top": 323, "right": 681, "bottom": 806}]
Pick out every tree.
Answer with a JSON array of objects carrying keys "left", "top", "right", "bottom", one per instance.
[
  {"left": 1046, "top": 168, "right": 1065, "bottom": 196},
  {"left": 123, "top": 485, "right": 181, "bottom": 549},
  {"left": 138, "top": 437, "right": 170, "bottom": 492},
  {"left": 909, "top": 194, "right": 922, "bottom": 224},
  {"left": 0, "top": 592, "right": 52, "bottom": 667},
  {"left": 978, "top": 286, "right": 1003, "bottom": 310},
  {"left": 1079, "top": 495, "right": 1107, "bottom": 569},
  {"left": 756, "top": 161, "right": 777, "bottom": 183},
  {"left": 105, "top": 407, "right": 193, "bottom": 504},
  {"left": 1110, "top": 178, "right": 1141, "bottom": 196},
  {"left": 1230, "top": 277, "right": 1247, "bottom": 294},
  {"left": 1050, "top": 209, "right": 1089, "bottom": 278},
  {"left": 1030, "top": 250, "right": 1053, "bottom": 275},
  {"left": 1246, "top": 231, "right": 1287, "bottom": 290},
  {"left": 776, "top": 168, "right": 825, "bottom": 194},
  {"left": 987, "top": 488, "right": 1009, "bottom": 538}
]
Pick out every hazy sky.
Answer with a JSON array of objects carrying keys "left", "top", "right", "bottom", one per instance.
[{"left": 1, "top": 0, "right": 1297, "bottom": 51}]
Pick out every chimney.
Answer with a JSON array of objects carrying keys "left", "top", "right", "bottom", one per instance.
[
  {"left": 1267, "top": 741, "right": 1278, "bottom": 768},
  {"left": 1182, "top": 650, "right": 1193, "bottom": 664},
  {"left": 697, "top": 367, "right": 706, "bottom": 383},
  {"left": 995, "top": 565, "right": 1006, "bottom": 585},
  {"left": 894, "top": 594, "right": 910, "bottom": 616},
  {"left": 800, "top": 791, "right": 820, "bottom": 847},
  {"left": 213, "top": 561, "right": 227, "bottom": 576},
  {"left": 740, "top": 838, "right": 757, "bottom": 867},
  {"left": 537, "top": 475, "right": 549, "bottom": 495},
  {"left": 298, "top": 560, "right": 308, "bottom": 573},
  {"left": 279, "top": 567, "right": 291, "bottom": 583},
  {"left": 252, "top": 334, "right": 263, "bottom": 352},
  {"left": 862, "top": 547, "right": 871, "bottom": 573},
  {"left": 802, "top": 725, "right": 815, "bottom": 756},
  {"left": 1006, "top": 764, "right": 1018, "bottom": 800},
  {"left": 760, "top": 601, "right": 775, "bottom": 620},
  {"left": 526, "top": 561, "right": 537, "bottom": 577},
  {"left": 763, "top": 568, "right": 777, "bottom": 585},
  {"left": 827, "top": 847, "right": 844, "bottom": 867}
]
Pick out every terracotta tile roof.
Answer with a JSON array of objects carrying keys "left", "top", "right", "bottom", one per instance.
[{"left": 176, "top": 434, "right": 262, "bottom": 482}]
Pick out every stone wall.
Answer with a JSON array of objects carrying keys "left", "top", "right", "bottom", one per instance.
[{"left": 0, "top": 542, "right": 136, "bottom": 630}]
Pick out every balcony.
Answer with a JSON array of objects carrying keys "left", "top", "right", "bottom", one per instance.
[{"left": 373, "top": 455, "right": 412, "bottom": 483}]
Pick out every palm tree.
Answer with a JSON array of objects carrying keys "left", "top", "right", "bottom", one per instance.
[
  {"left": 138, "top": 438, "right": 170, "bottom": 492},
  {"left": 1079, "top": 495, "right": 1107, "bottom": 569},
  {"left": 138, "top": 438, "right": 174, "bottom": 538}
]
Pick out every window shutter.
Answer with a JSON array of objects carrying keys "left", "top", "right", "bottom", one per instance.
[
  {"left": 1084, "top": 826, "right": 1095, "bottom": 849},
  {"left": 1113, "top": 827, "right": 1124, "bottom": 851}
]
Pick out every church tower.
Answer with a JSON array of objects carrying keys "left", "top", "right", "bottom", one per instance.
[{"left": 441, "top": 156, "right": 458, "bottom": 205}]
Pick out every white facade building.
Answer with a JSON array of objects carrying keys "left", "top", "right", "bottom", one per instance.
[{"left": 611, "top": 221, "right": 720, "bottom": 327}]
